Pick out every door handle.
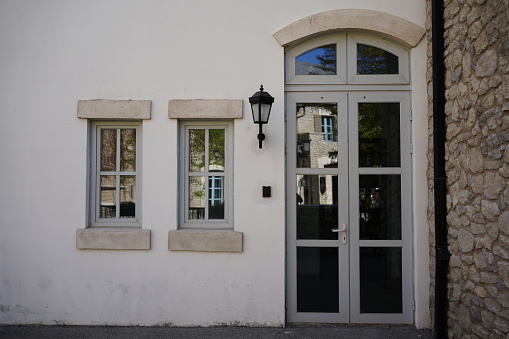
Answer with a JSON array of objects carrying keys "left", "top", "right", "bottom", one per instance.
[{"left": 331, "top": 224, "right": 347, "bottom": 245}]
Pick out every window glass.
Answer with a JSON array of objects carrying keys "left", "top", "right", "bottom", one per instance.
[
  {"left": 120, "top": 129, "right": 136, "bottom": 171},
  {"left": 296, "top": 45, "right": 337, "bottom": 75},
  {"left": 357, "top": 44, "right": 398, "bottom": 75},
  {"left": 101, "top": 129, "right": 116, "bottom": 171}
]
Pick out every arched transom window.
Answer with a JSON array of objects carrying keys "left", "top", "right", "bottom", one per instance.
[{"left": 285, "top": 33, "right": 409, "bottom": 85}]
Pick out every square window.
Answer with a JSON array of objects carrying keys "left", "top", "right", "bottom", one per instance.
[
  {"left": 89, "top": 121, "right": 142, "bottom": 227},
  {"left": 180, "top": 121, "right": 233, "bottom": 229}
]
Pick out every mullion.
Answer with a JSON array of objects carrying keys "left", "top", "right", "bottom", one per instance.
[{"left": 115, "top": 128, "right": 121, "bottom": 219}]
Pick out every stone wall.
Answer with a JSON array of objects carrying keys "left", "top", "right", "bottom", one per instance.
[{"left": 427, "top": 0, "right": 509, "bottom": 337}]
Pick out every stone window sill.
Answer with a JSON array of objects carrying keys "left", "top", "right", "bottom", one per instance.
[
  {"left": 76, "top": 228, "right": 151, "bottom": 250},
  {"left": 168, "top": 229, "right": 243, "bottom": 253}
]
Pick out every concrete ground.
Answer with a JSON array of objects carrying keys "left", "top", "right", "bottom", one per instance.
[{"left": 0, "top": 324, "right": 433, "bottom": 338}]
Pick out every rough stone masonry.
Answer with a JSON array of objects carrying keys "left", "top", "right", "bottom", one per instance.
[{"left": 427, "top": 0, "right": 509, "bottom": 337}]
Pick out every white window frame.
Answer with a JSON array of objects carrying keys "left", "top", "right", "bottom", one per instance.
[
  {"left": 89, "top": 121, "right": 142, "bottom": 228},
  {"left": 179, "top": 120, "right": 233, "bottom": 229}
]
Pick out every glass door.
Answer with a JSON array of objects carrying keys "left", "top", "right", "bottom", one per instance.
[
  {"left": 286, "top": 92, "right": 349, "bottom": 323},
  {"left": 286, "top": 92, "right": 413, "bottom": 324}
]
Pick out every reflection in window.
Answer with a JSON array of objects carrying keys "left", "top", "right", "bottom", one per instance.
[
  {"left": 296, "top": 103, "right": 338, "bottom": 169},
  {"left": 296, "top": 175, "right": 338, "bottom": 240},
  {"left": 322, "top": 116, "right": 335, "bottom": 141},
  {"left": 296, "top": 45, "right": 337, "bottom": 75},
  {"left": 187, "top": 127, "right": 226, "bottom": 222},
  {"left": 297, "top": 247, "right": 339, "bottom": 312},
  {"left": 359, "top": 175, "right": 401, "bottom": 240},
  {"left": 98, "top": 127, "right": 137, "bottom": 221},
  {"left": 357, "top": 44, "right": 398, "bottom": 75},
  {"left": 358, "top": 103, "right": 400, "bottom": 167},
  {"left": 360, "top": 247, "right": 402, "bottom": 313}
]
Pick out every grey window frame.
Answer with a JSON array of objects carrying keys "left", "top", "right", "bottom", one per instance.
[
  {"left": 89, "top": 121, "right": 142, "bottom": 228},
  {"left": 179, "top": 120, "right": 233, "bottom": 229}
]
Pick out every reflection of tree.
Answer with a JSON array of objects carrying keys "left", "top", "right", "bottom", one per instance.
[
  {"left": 189, "top": 129, "right": 225, "bottom": 171},
  {"left": 121, "top": 129, "right": 136, "bottom": 171},
  {"left": 314, "top": 45, "right": 336, "bottom": 74},
  {"left": 359, "top": 104, "right": 383, "bottom": 167},
  {"left": 357, "top": 44, "right": 398, "bottom": 74}
]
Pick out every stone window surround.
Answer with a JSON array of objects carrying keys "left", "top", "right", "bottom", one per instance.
[
  {"left": 77, "top": 99, "right": 151, "bottom": 250},
  {"left": 169, "top": 99, "right": 243, "bottom": 253}
]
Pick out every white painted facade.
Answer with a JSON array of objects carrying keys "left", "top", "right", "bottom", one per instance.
[{"left": 0, "top": 0, "right": 428, "bottom": 328}]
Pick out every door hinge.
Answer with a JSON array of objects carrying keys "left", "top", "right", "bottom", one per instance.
[
  {"left": 285, "top": 297, "right": 288, "bottom": 309},
  {"left": 410, "top": 143, "right": 414, "bottom": 154},
  {"left": 413, "top": 300, "right": 415, "bottom": 311},
  {"left": 409, "top": 110, "right": 413, "bottom": 121}
]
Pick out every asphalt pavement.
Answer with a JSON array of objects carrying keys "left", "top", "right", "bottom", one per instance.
[{"left": 0, "top": 324, "right": 433, "bottom": 338}]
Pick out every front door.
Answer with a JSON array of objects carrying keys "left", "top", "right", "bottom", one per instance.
[{"left": 286, "top": 91, "right": 413, "bottom": 324}]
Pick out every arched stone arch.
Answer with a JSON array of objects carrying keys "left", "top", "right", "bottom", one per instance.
[{"left": 273, "top": 9, "right": 424, "bottom": 49}]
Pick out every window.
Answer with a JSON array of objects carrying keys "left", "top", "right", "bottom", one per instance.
[
  {"left": 180, "top": 121, "right": 232, "bottom": 229},
  {"left": 322, "top": 116, "right": 335, "bottom": 141},
  {"left": 89, "top": 121, "right": 141, "bottom": 227}
]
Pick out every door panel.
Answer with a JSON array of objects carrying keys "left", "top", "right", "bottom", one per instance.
[{"left": 287, "top": 92, "right": 349, "bottom": 323}]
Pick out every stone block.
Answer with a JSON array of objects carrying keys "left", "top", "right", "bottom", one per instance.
[
  {"left": 78, "top": 100, "right": 151, "bottom": 120},
  {"left": 76, "top": 229, "right": 151, "bottom": 250},
  {"left": 168, "top": 230, "right": 243, "bottom": 253},
  {"left": 168, "top": 99, "right": 243, "bottom": 119}
]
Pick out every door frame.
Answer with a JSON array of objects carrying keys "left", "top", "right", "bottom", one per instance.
[{"left": 285, "top": 90, "right": 414, "bottom": 324}]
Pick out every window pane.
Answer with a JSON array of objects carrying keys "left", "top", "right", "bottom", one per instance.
[
  {"left": 120, "top": 175, "right": 135, "bottom": 218},
  {"left": 101, "top": 129, "right": 117, "bottom": 171},
  {"left": 296, "top": 45, "right": 337, "bottom": 75},
  {"left": 296, "top": 175, "right": 338, "bottom": 240},
  {"left": 359, "top": 175, "right": 401, "bottom": 240},
  {"left": 100, "top": 175, "right": 116, "bottom": 218},
  {"left": 189, "top": 129, "right": 205, "bottom": 172},
  {"left": 357, "top": 44, "right": 398, "bottom": 75},
  {"left": 189, "top": 176, "right": 205, "bottom": 220},
  {"left": 208, "top": 176, "right": 224, "bottom": 219},
  {"left": 297, "top": 103, "right": 338, "bottom": 168},
  {"left": 358, "top": 103, "right": 400, "bottom": 167},
  {"left": 297, "top": 247, "right": 339, "bottom": 312},
  {"left": 360, "top": 247, "right": 402, "bottom": 313},
  {"left": 120, "top": 129, "right": 136, "bottom": 172},
  {"left": 209, "top": 129, "right": 225, "bottom": 172}
]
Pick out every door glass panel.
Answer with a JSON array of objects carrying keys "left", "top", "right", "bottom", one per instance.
[
  {"left": 357, "top": 44, "right": 398, "bottom": 75},
  {"left": 358, "top": 103, "right": 400, "bottom": 167},
  {"left": 296, "top": 45, "right": 337, "bottom": 75},
  {"left": 297, "top": 103, "right": 338, "bottom": 168},
  {"left": 297, "top": 247, "right": 339, "bottom": 312},
  {"left": 360, "top": 247, "right": 402, "bottom": 313},
  {"left": 296, "top": 175, "right": 338, "bottom": 240},
  {"left": 359, "top": 175, "right": 401, "bottom": 240}
]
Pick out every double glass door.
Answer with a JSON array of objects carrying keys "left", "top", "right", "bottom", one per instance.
[{"left": 286, "top": 91, "right": 413, "bottom": 324}]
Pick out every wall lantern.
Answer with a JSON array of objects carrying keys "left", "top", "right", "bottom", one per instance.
[{"left": 249, "top": 85, "right": 274, "bottom": 149}]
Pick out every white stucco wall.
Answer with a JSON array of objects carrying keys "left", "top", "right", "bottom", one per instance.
[{"left": 0, "top": 0, "right": 427, "bottom": 327}]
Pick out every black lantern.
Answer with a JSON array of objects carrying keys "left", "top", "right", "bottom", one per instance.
[{"left": 249, "top": 85, "right": 274, "bottom": 149}]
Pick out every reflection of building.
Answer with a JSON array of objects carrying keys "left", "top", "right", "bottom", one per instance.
[{"left": 297, "top": 105, "right": 338, "bottom": 169}]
